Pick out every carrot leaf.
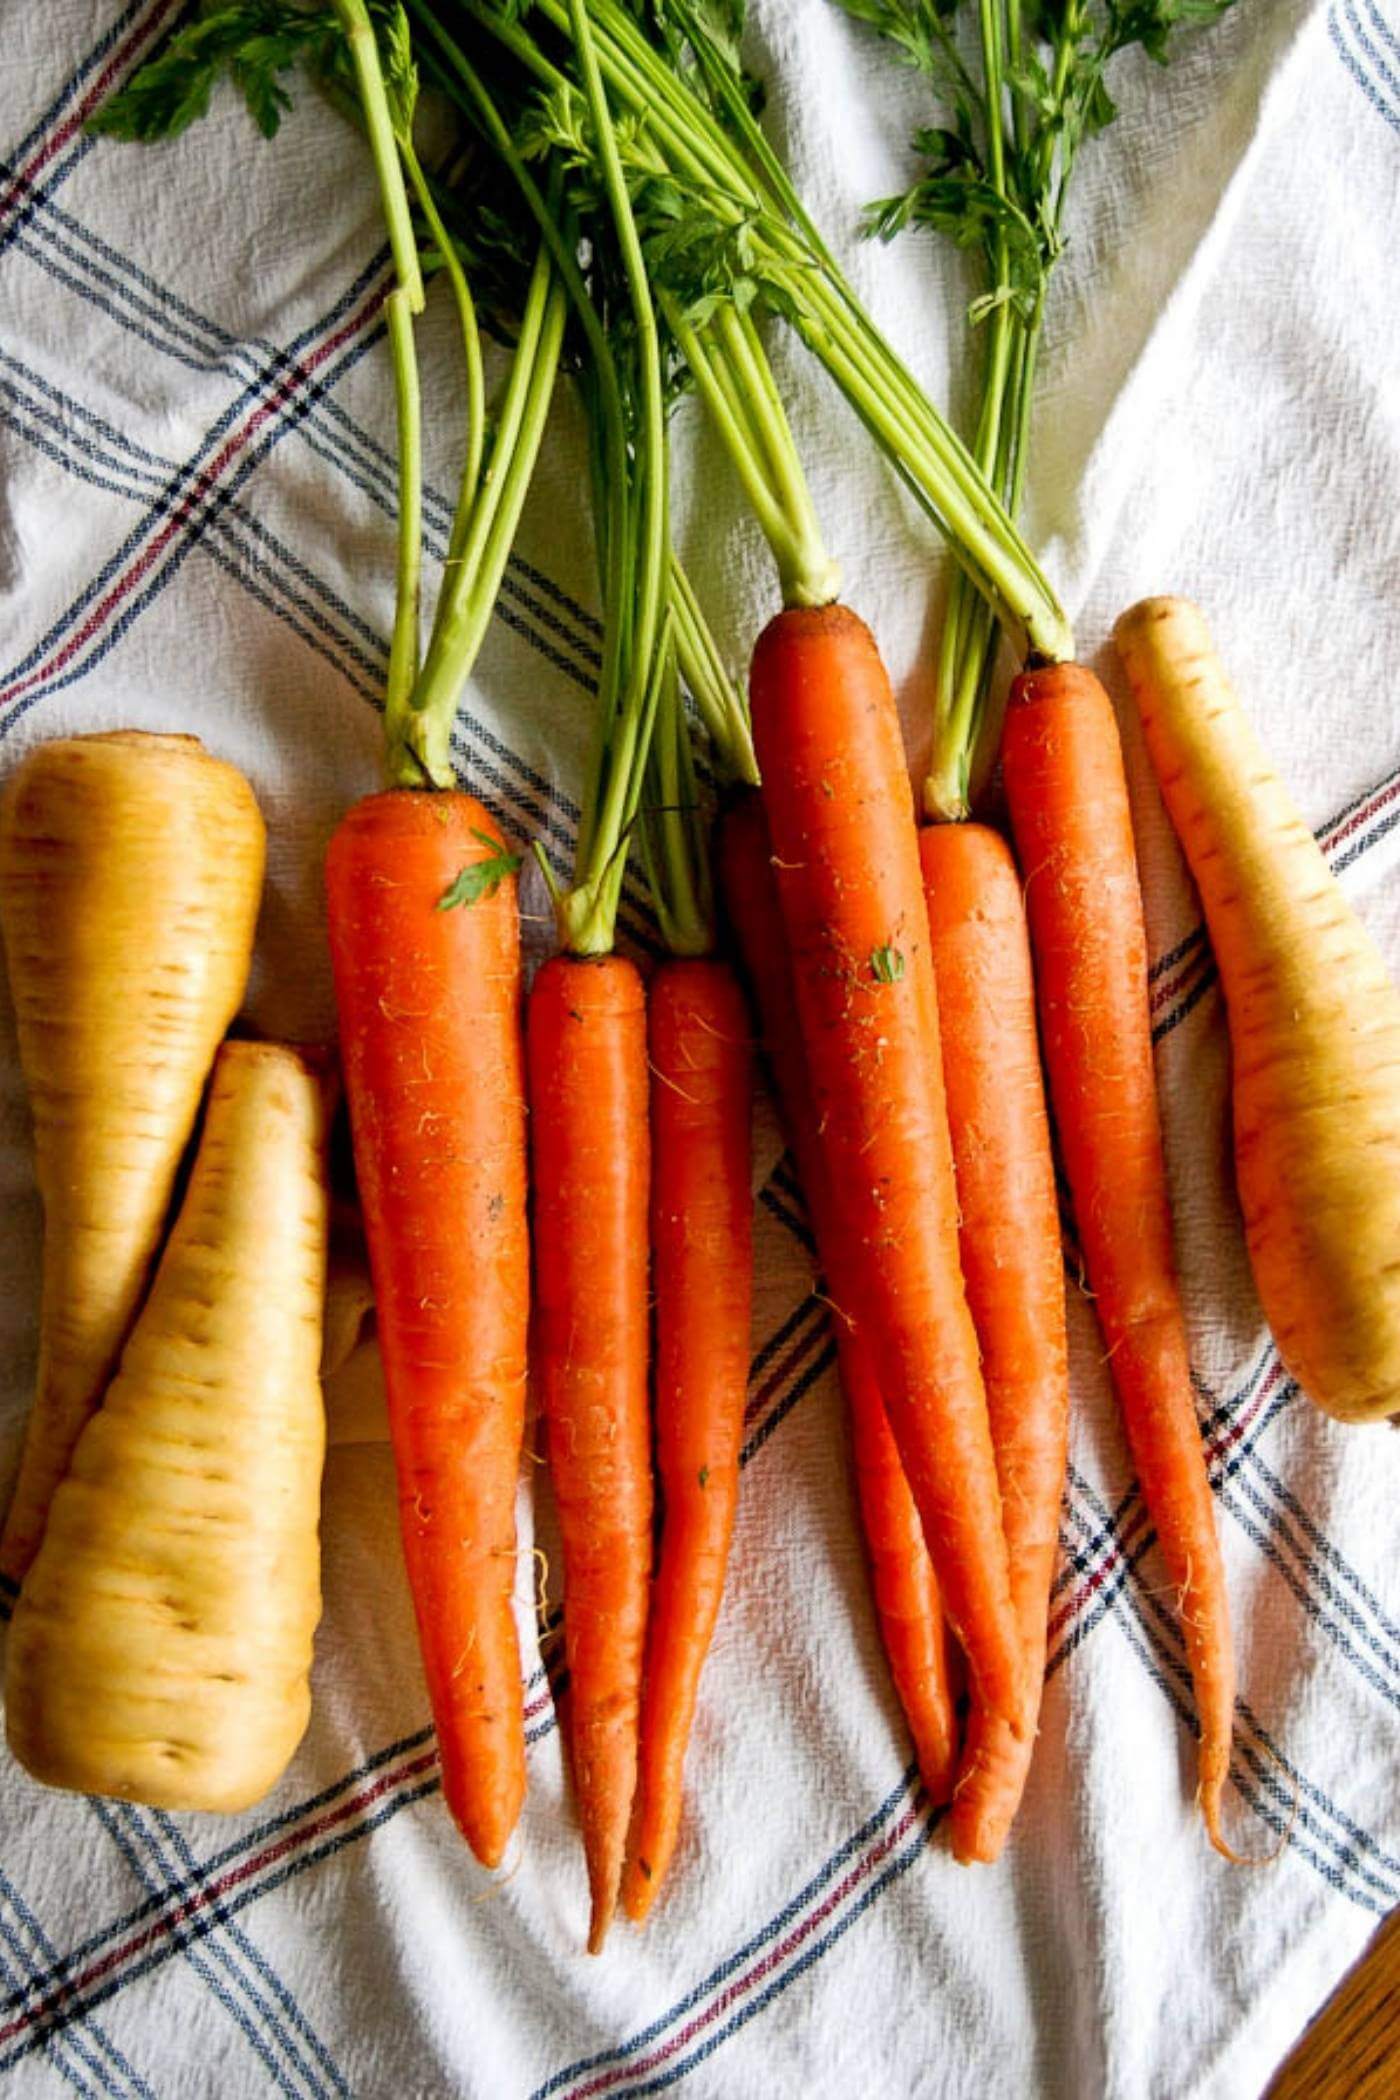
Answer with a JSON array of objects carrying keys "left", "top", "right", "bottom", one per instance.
[
  {"left": 87, "top": 3, "right": 342, "bottom": 143},
  {"left": 437, "top": 832, "right": 523, "bottom": 909}
]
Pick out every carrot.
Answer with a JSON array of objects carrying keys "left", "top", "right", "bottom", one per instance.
[
  {"left": 528, "top": 952, "right": 653, "bottom": 1953},
  {"left": 1001, "top": 660, "right": 1236, "bottom": 1852},
  {"left": 6, "top": 1041, "right": 329, "bottom": 1812},
  {"left": 0, "top": 731, "right": 264, "bottom": 1592},
  {"left": 325, "top": 791, "right": 529, "bottom": 1870},
  {"left": 1115, "top": 597, "right": 1400, "bottom": 1424},
  {"left": 846, "top": 1366, "right": 965, "bottom": 1804},
  {"left": 619, "top": 959, "right": 752, "bottom": 1922},
  {"left": 717, "top": 791, "right": 962, "bottom": 1805},
  {"left": 918, "top": 822, "right": 1069, "bottom": 1863},
  {"left": 747, "top": 609, "right": 1021, "bottom": 1728}
]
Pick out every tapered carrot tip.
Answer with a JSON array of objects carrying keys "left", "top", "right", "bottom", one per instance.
[
  {"left": 948, "top": 1718, "right": 1027, "bottom": 1866},
  {"left": 588, "top": 1887, "right": 617, "bottom": 1955},
  {"left": 443, "top": 1777, "right": 517, "bottom": 1874},
  {"left": 622, "top": 1856, "right": 657, "bottom": 1926}
]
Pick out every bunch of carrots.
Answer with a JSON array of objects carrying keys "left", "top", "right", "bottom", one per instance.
[{"left": 3, "top": 0, "right": 1400, "bottom": 1962}]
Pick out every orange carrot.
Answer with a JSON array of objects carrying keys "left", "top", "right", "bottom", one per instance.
[
  {"left": 846, "top": 1364, "right": 964, "bottom": 1803},
  {"left": 528, "top": 951, "right": 653, "bottom": 1952},
  {"left": 325, "top": 791, "right": 529, "bottom": 1871},
  {"left": 717, "top": 787, "right": 962, "bottom": 1805},
  {"left": 1001, "top": 661, "right": 1236, "bottom": 1852},
  {"left": 749, "top": 605, "right": 1021, "bottom": 1728},
  {"left": 919, "top": 822, "right": 1069, "bottom": 1862},
  {"left": 621, "top": 958, "right": 753, "bottom": 1922}
]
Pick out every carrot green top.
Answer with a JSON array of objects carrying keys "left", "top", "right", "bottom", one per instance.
[
  {"left": 445, "top": 0, "right": 1072, "bottom": 662},
  {"left": 421, "top": 3, "right": 760, "bottom": 959},
  {"left": 837, "top": 0, "right": 1237, "bottom": 818},
  {"left": 91, "top": 1, "right": 567, "bottom": 795}
]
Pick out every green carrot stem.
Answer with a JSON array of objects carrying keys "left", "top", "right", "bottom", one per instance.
[
  {"left": 1005, "top": 0, "right": 1028, "bottom": 161},
  {"left": 381, "top": 288, "right": 424, "bottom": 748},
  {"left": 787, "top": 287, "right": 1053, "bottom": 645},
  {"left": 398, "top": 134, "right": 486, "bottom": 560},
  {"left": 561, "top": 607, "right": 673, "bottom": 958},
  {"left": 569, "top": 0, "right": 666, "bottom": 697},
  {"left": 926, "top": 0, "right": 1018, "bottom": 817},
  {"left": 718, "top": 306, "right": 830, "bottom": 580},
  {"left": 669, "top": 555, "right": 758, "bottom": 785},
  {"left": 669, "top": 303, "right": 838, "bottom": 610},
  {"left": 392, "top": 253, "right": 567, "bottom": 788},
  {"left": 413, "top": 15, "right": 640, "bottom": 882},
  {"left": 555, "top": 0, "right": 673, "bottom": 956},
  {"left": 325, "top": 0, "right": 431, "bottom": 779},
  {"left": 1006, "top": 310, "right": 1042, "bottom": 520},
  {"left": 333, "top": 1, "right": 424, "bottom": 311},
  {"left": 642, "top": 637, "right": 713, "bottom": 958}
]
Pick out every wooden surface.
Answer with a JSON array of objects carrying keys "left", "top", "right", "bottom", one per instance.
[{"left": 1265, "top": 1908, "right": 1400, "bottom": 2098}]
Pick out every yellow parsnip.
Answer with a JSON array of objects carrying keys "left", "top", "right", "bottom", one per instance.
[
  {"left": 1115, "top": 597, "right": 1400, "bottom": 1423},
  {"left": 5, "top": 1041, "right": 330, "bottom": 1812},
  {"left": 0, "top": 732, "right": 265, "bottom": 1584}
]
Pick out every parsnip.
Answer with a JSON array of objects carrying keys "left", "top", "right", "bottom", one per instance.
[
  {"left": 1115, "top": 597, "right": 1400, "bottom": 1423},
  {"left": 5, "top": 1041, "right": 330, "bottom": 1812},
  {"left": 0, "top": 732, "right": 265, "bottom": 1584}
]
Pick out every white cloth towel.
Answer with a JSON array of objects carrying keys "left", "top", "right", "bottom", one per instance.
[{"left": 1, "top": 4, "right": 1397, "bottom": 2095}]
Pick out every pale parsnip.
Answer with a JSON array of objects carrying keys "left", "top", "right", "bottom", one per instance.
[
  {"left": 0, "top": 732, "right": 265, "bottom": 1584},
  {"left": 6, "top": 1041, "right": 330, "bottom": 1812},
  {"left": 1116, "top": 597, "right": 1400, "bottom": 1424}
]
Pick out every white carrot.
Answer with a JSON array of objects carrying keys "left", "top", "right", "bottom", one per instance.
[
  {"left": 5, "top": 1041, "right": 331, "bottom": 1812},
  {"left": 1116, "top": 596, "right": 1400, "bottom": 1423},
  {"left": 0, "top": 731, "right": 265, "bottom": 1584}
]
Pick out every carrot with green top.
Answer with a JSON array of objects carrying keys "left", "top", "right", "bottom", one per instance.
[
  {"left": 516, "top": 0, "right": 673, "bottom": 1950},
  {"left": 1002, "top": 660, "right": 1236, "bottom": 1853}
]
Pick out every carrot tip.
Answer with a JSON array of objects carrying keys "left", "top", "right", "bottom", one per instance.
[
  {"left": 950, "top": 1832, "right": 1005, "bottom": 1869},
  {"left": 1200, "top": 1759, "right": 1294, "bottom": 1868}
]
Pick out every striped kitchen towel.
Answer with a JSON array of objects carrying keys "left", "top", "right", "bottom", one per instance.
[{"left": 1, "top": 3, "right": 1397, "bottom": 2095}]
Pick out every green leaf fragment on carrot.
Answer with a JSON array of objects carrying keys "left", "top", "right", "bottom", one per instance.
[
  {"left": 437, "top": 831, "right": 522, "bottom": 910},
  {"left": 870, "top": 945, "right": 906, "bottom": 984}
]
